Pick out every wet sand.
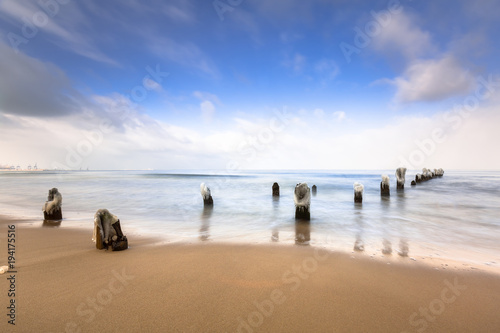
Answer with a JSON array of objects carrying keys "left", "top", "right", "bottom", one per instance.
[{"left": 1, "top": 217, "right": 499, "bottom": 332}]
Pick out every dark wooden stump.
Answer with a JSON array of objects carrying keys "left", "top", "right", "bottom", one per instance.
[
  {"left": 203, "top": 196, "right": 214, "bottom": 206},
  {"left": 43, "top": 208, "right": 62, "bottom": 221},
  {"left": 272, "top": 182, "right": 280, "bottom": 197},
  {"left": 42, "top": 220, "right": 61, "bottom": 227},
  {"left": 111, "top": 236, "right": 128, "bottom": 251},
  {"left": 380, "top": 182, "right": 390, "bottom": 196},
  {"left": 295, "top": 206, "right": 310, "bottom": 221}
]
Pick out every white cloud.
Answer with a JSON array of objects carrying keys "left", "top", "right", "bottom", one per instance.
[
  {"left": 391, "top": 55, "right": 475, "bottom": 103},
  {"left": 369, "top": 10, "right": 475, "bottom": 103},
  {"left": 2, "top": 96, "right": 500, "bottom": 170},
  {"left": 313, "top": 108, "right": 324, "bottom": 118},
  {"left": 200, "top": 101, "right": 215, "bottom": 122},
  {"left": 371, "top": 10, "right": 435, "bottom": 61},
  {"left": 297, "top": 109, "right": 308, "bottom": 116},
  {"left": 332, "top": 111, "right": 346, "bottom": 122},
  {"left": 193, "top": 91, "right": 220, "bottom": 104},
  {"left": 0, "top": 92, "right": 229, "bottom": 169},
  {"left": 239, "top": 103, "right": 500, "bottom": 170},
  {"left": 193, "top": 91, "right": 219, "bottom": 123}
]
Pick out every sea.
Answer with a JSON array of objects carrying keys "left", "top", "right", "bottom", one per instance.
[{"left": 1, "top": 170, "right": 499, "bottom": 269}]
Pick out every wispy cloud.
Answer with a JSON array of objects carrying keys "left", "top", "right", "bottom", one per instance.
[
  {"left": 279, "top": 32, "right": 303, "bottom": 44},
  {"left": 0, "top": 1, "right": 118, "bottom": 66},
  {"left": 193, "top": 91, "right": 220, "bottom": 122},
  {"left": 390, "top": 55, "right": 475, "bottom": 103},
  {"left": 332, "top": 111, "right": 346, "bottom": 122},
  {"left": 148, "top": 37, "right": 219, "bottom": 77},
  {"left": 369, "top": 10, "right": 475, "bottom": 103},
  {"left": 1, "top": 0, "right": 499, "bottom": 170},
  {"left": 193, "top": 91, "right": 220, "bottom": 104},
  {"left": 161, "top": 0, "right": 196, "bottom": 23},
  {"left": 282, "top": 53, "right": 306, "bottom": 74},
  {"left": 315, "top": 58, "right": 340, "bottom": 83},
  {"left": 200, "top": 101, "right": 216, "bottom": 122},
  {"left": 371, "top": 10, "right": 436, "bottom": 62},
  {"left": 0, "top": 41, "right": 89, "bottom": 117}
]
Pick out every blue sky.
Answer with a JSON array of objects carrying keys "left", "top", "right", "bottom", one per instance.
[{"left": 1, "top": 0, "right": 499, "bottom": 170}]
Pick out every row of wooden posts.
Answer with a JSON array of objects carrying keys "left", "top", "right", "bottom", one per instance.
[
  {"left": 201, "top": 168, "right": 444, "bottom": 221},
  {"left": 41, "top": 168, "right": 443, "bottom": 250},
  {"left": 43, "top": 168, "right": 444, "bottom": 223}
]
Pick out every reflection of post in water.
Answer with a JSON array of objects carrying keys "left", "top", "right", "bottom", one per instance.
[
  {"left": 271, "top": 229, "right": 279, "bottom": 242},
  {"left": 199, "top": 205, "right": 213, "bottom": 241},
  {"left": 380, "top": 192, "right": 410, "bottom": 256},
  {"left": 398, "top": 239, "right": 409, "bottom": 257},
  {"left": 395, "top": 188, "right": 406, "bottom": 205},
  {"left": 380, "top": 195, "right": 392, "bottom": 255},
  {"left": 395, "top": 189, "right": 409, "bottom": 257},
  {"left": 271, "top": 196, "right": 279, "bottom": 242},
  {"left": 42, "top": 219, "right": 62, "bottom": 227},
  {"left": 353, "top": 202, "right": 364, "bottom": 251},
  {"left": 295, "top": 220, "right": 310, "bottom": 245}
]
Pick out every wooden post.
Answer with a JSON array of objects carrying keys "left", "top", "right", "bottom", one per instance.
[
  {"left": 294, "top": 183, "right": 311, "bottom": 220},
  {"left": 272, "top": 182, "right": 280, "bottom": 197},
  {"left": 380, "top": 175, "right": 390, "bottom": 196},
  {"left": 354, "top": 182, "right": 364, "bottom": 203}
]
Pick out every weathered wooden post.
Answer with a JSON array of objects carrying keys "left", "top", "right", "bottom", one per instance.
[
  {"left": 43, "top": 188, "right": 63, "bottom": 220},
  {"left": 200, "top": 183, "right": 214, "bottom": 206},
  {"left": 354, "top": 182, "right": 364, "bottom": 203},
  {"left": 415, "top": 174, "right": 422, "bottom": 183},
  {"left": 93, "top": 209, "right": 128, "bottom": 251},
  {"left": 294, "top": 183, "right": 311, "bottom": 220},
  {"left": 272, "top": 182, "right": 280, "bottom": 197},
  {"left": 380, "top": 175, "right": 390, "bottom": 196},
  {"left": 396, "top": 167, "right": 407, "bottom": 189}
]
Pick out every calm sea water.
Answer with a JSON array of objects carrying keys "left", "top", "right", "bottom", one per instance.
[{"left": 1, "top": 170, "right": 499, "bottom": 267}]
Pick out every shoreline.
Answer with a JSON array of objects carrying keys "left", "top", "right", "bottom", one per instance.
[
  {"left": 1, "top": 215, "right": 500, "bottom": 332},
  {"left": 6, "top": 214, "right": 500, "bottom": 276}
]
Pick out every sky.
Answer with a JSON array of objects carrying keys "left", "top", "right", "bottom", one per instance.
[{"left": 0, "top": 0, "right": 499, "bottom": 171}]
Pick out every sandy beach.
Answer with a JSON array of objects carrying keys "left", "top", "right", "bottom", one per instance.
[{"left": 1, "top": 216, "right": 499, "bottom": 333}]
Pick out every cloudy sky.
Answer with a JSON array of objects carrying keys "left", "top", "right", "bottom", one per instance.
[{"left": 1, "top": 0, "right": 499, "bottom": 171}]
